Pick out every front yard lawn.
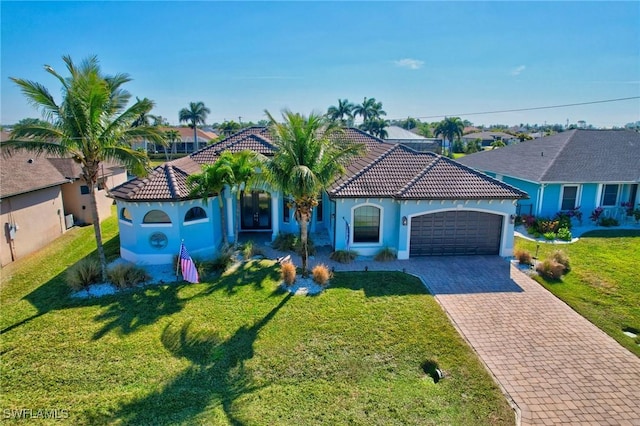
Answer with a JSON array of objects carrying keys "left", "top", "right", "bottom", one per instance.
[
  {"left": 515, "top": 230, "right": 640, "bottom": 357},
  {"left": 1, "top": 217, "right": 513, "bottom": 425}
]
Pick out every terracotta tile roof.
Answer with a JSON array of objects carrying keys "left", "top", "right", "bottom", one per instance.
[
  {"left": 329, "top": 144, "right": 527, "bottom": 200},
  {"left": 110, "top": 126, "right": 526, "bottom": 202}
]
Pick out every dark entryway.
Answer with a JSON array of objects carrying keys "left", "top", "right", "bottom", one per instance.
[
  {"left": 410, "top": 210, "right": 503, "bottom": 256},
  {"left": 241, "top": 191, "right": 271, "bottom": 230}
]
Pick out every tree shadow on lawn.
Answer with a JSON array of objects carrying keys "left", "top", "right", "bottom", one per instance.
[
  {"left": 98, "top": 292, "right": 292, "bottom": 426},
  {"left": 328, "top": 271, "right": 431, "bottom": 297},
  {"left": 196, "top": 260, "right": 281, "bottom": 297}
]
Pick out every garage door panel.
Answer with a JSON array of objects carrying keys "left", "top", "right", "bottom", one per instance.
[{"left": 410, "top": 211, "right": 502, "bottom": 256}]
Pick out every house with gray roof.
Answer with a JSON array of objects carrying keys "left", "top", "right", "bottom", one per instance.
[
  {"left": 109, "top": 127, "right": 526, "bottom": 264},
  {"left": 0, "top": 146, "right": 126, "bottom": 266},
  {"left": 462, "top": 131, "right": 518, "bottom": 147},
  {"left": 457, "top": 129, "right": 640, "bottom": 220}
]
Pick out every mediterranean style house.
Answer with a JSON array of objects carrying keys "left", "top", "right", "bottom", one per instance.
[
  {"left": 109, "top": 127, "right": 527, "bottom": 265},
  {"left": 457, "top": 129, "right": 640, "bottom": 220}
]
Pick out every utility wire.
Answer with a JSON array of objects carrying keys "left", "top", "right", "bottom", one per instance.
[{"left": 404, "top": 96, "right": 640, "bottom": 121}]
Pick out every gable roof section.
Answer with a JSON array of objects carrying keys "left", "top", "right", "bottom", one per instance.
[
  {"left": 329, "top": 144, "right": 527, "bottom": 200},
  {"left": 110, "top": 126, "right": 526, "bottom": 202},
  {"left": 457, "top": 129, "right": 640, "bottom": 183},
  {"left": 0, "top": 151, "right": 69, "bottom": 199}
]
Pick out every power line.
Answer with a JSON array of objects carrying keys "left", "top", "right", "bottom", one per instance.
[{"left": 403, "top": 96, "right": 640, "bottom": 121}]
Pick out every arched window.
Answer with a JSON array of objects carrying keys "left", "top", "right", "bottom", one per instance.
[
  {"left": 143, "top": 210, "right": 171, "bottom": 224},
  {"left": 120, "top": 207, "right": 132, "bottom": 222},
  {"left": 353, "top": 205, "right": 380, "bottom": 243},
  {"left": 184, "top": 207, "right": 207, "bottom": 222}
]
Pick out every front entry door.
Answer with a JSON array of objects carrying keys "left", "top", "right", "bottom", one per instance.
[{"left": 241, "top": 191, "right": 271, "bottom": 230}]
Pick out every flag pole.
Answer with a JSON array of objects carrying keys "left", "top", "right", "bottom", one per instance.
[{"left": 176, "top": 239, "right": 183, "bottom": 279}]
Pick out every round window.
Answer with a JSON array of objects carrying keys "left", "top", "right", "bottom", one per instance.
[{"left": 149, "top": 232, "right": 168, "bottom": 249}]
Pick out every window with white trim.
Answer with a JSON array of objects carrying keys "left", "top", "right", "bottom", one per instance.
[
  {"left": 353, "top": 206, "right": 380, "bottom": 243},
  {"left": 601, "top": 184, "right": 619, "bottom": 207},
  {"left": 184, "top": 207, "right": 207, "bottom": 222},
  {"left": 143, "top": 210, "right": 171, "bottom": 224},
  {"left": 120, "top": 207, "right": 132, "bottom": 222},
  {"left": 560, "top": 186, "right": 578, "bottom": 211}
]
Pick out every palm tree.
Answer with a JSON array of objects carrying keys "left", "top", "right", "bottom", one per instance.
[
  {"left": 353, "top": 97, "right": 378, "bottom": 123},
  {"left": 179, "top": 101, "right": 210, "bottom": 153},
  {"left": 187, "top": 153, "right": 234, "bottom": 247},
  {"left": 326, "top": 99, "right": 354, "bottom": 125},
  {"left": 164, "top": 129, "right": 181, "bottom": 160},
  {"left": 263, "top": 110, "right": 364, "bottom": 276},
  {"left": 220, "top": 120, "right": 241, "bottom": 137},
  {"left": 227, "top": 150, "right": 262, "bottom": 244},
  {"left": 361, "top": 118, "right": 389, "bottom": 139},
  {"left": 434, "top": 117, "right": 464, "bottom": 157},
  {"left": 3, "top": 55, "right": 165, "bottom": 281}
]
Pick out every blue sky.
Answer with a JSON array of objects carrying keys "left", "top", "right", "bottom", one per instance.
[{"left": 2, "top": 1, "right": 639, "bottom": 128}]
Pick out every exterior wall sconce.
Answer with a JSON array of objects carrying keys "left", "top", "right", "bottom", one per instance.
[
  {"left": 509, "top": 214, "right": 516, "bottom": 224},
  {"left": 402, "top": 216, "right": 408, "bottom": 226}
]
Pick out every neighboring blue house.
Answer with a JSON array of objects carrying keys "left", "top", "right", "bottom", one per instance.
[
  {"left": 109, "top": 127, "right": 527, "bottom": 265},
  {"left": 457, "top": 129, "right": 640, "bottom": 220}
]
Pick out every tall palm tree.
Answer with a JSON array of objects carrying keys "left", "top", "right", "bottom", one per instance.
[
  {"left": 361, "top": 118, "right": 389, "bottom": 139},
  {"left": 263, "top": 110, "right": 364, "bottom": 276},
  {"left": 164, "top": 129, "right": 181, "bottom": 160},
  {"left": 352, "top": 97, "right": 386, "bottom": 124},
  {"left": 3, "top": 55, "right": 164, "bottom": 281},
  {"left": 227, "top": 150, "right": 262, "bottom": 244},
  {"left": 326, "top": 99, "right": 354, "bottom": 125},
  {"left": 179, "top": 101, "right": 210, "bottom": 153},
  {"left": 187, "top": 153, "right": 234, "bottom": 247},
  {"left": 434, "top": 116, "right": 464, "bottom": 157}
]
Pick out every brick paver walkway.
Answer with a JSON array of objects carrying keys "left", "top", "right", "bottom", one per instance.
[{"left": 259, "top": 242, "right": 640, "bottom": 425}]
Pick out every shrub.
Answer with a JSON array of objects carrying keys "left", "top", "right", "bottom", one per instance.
[
  {"left": 598, "top": 217, "right": 619, "bottom": 227},
  {"left": 107, "top": 263, "right": 150, "bottom": 289},
  {"left": 273, "top": 232, "right": 316, "bottom": 255},
  {"left": 536, "top": 218, "right": 560, "bottom": 234},
  {"left": 330, "top": 250, "right": 358, "bottom": 263},
  {"left": 590, "top": 207, "right": 604, "bottom": 223},
  {"left": 554, "top": 212, "right": 573, "bottom": 230},
  {"left": 66, "top": 258, "right": 102, "bottom": 292},
  {"left": 280, "top": 261, "right": 297, "bottom": 286},
  {"left": 551, "top": 250, "right": 571, "bottom": 272},
  {"left": 199, "top": 247, "right": 235, "bottom": 277},
  {"left": 311, "top": 263, "right": 332, "bottom": 286},
  {"left": 272, "top": 233, "right": 297, "bottom": 251},
  {"left": 240, "top": 240, "right": 264, "bottom": 259},
  {"left": 543, "top": 232, "right": 557, "bottom": 241},
  {"left": 526, "top": 226, "right": 537, "bottom": 235},
  {"left": 556, "top": 227, "right": 572, "bottom": 241},
  {"left": 535, "top": 259, "right": 565, "bottom": 281},
  {"left": 521, "top": 214, "right": 536, "bottom": 228},
  {"left": 514, "top": 248, "right": 532, "bottom": 265},
  {"left": 374, "top": 247, "right": 397, "bottom": 262}
]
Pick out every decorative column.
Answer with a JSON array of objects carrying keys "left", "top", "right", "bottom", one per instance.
[
  {"left": 271, "top": 192, "right": 280, "bottom": 241},
  {"left": 224, "top": 188, "right": 234, "bottom": 243}
]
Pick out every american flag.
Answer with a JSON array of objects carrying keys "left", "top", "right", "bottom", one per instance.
[{"left": 179, "top": 242, "right": 199, "bottom": 283}]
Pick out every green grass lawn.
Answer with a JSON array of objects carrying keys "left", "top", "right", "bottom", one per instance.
[
  {"left": 1, "top": 216, "right": 514, "bottom": 425},
  {"left": 515, "top": 230, "right": 640, "bottom": 357}
]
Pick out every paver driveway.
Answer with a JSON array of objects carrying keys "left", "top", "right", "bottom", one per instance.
[
  {"left": 263, "top": 243, "right": 640, "bottom": 425},
  {"left": 409, "top": 256, "right": 640, "bottom": 426}
]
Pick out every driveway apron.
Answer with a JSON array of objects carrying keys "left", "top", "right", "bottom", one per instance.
[{"left": 411, "top": 256, "right": 640, "bottom": 425}]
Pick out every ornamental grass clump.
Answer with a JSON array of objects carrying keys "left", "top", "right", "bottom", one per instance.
[
  {"left": 535, "top": 259, "right": 565, "bottom": 281},
  {"left": 514, "top": 248, "right": 532, "bottom": 266},
  {"left": 107, "top": 263, "right": 150, "bottom": 289},
  {"left": 66, "top": 258, "right": 102, "bottom": 292},
  {"left": 551, "top": 250, "right": 571, "bottom": 273},
  {"left": 330, "top": 250, "right": 358, "bottom": 264},
  {"left": 311, "top": 264, "right": 332, "bottom": 286},
  {"left": 280, "top": 261, "right": 297, "bottom": 286},
  {"left": 374, "top": 247, "right": 397, "bottom": 262}
]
